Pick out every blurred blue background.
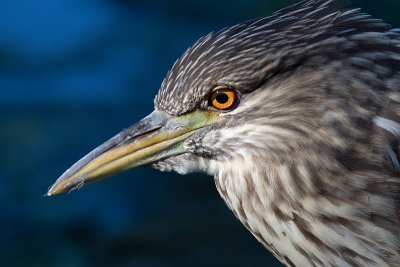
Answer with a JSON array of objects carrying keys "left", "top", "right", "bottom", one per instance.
[{"left": 1, "top": 0, "right": 399, "bottom": 266}]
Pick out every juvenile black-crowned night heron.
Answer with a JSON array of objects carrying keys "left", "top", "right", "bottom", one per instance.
[{"left": 48, "top": 0, "right": 400, "bottom": 266}]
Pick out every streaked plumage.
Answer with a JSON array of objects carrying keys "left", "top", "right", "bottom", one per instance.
[{"left": 49, "top": 0, "right": 400, "bottom": 266}]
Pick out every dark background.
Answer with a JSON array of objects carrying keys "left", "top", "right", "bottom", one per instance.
[{"left": 1, "top": 0, "right": 399, "bottom": 266}]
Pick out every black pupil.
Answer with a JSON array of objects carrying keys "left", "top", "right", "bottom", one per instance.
[{"left": 216, "top": 92, "right": 229, "bottom": 104}]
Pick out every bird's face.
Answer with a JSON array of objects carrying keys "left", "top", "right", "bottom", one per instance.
[
  {"left": 47, "top": 1, "right": 400, "bottom": 266},
  {"left": 47, "top": 9, "right": 325, "bottom": 195}
]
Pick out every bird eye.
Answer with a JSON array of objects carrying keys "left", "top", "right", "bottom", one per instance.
[{"left": 209, "top": 87, "right": 237, "bottom": 110}]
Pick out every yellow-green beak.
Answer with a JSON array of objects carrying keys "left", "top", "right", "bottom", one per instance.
[{"left": 47, "top": 110, "right": 219, "bottom": 196}]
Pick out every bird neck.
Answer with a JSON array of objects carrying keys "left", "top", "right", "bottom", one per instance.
[{"left": 213, "top": 156, "right": 399, "bottom": 266}]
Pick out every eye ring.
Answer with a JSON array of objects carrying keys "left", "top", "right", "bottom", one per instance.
[{"left": 209, "top": 86, "right": 238, "bottom": 110}]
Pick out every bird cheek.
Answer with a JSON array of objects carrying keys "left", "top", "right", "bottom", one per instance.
[
  {"left": 184, "top": 138, "right": 215, "bottom": 157},
  {"left": 183, "top": 139, "right": 198, "bottom": 153}
]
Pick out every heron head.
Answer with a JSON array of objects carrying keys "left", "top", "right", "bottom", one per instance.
[{"left": 47, "top": 0, "right": 381, "bottom": 195}]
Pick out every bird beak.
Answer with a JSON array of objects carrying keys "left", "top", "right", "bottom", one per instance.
[{"left": 47, "top": 110, "right": 219, "bottom": 196}]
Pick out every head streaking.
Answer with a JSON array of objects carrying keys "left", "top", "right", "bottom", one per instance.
[{"left": 48, "top": 1, "right": 400, "bottom": 266}]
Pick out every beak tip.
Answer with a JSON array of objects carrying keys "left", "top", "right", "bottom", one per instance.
[
  {"left": 46, "top": 184, "right": 58, "bottom": 196},
  {"left": 46, "top": 175, "right": 87, "bottom": 196},
  {"left": 46, "top": 177, "right": 67, "bottom": 196}
]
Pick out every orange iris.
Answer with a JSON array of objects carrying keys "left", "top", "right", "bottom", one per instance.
[{"left": 210, "top": 87, "right": 237, "bottom": 110}]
